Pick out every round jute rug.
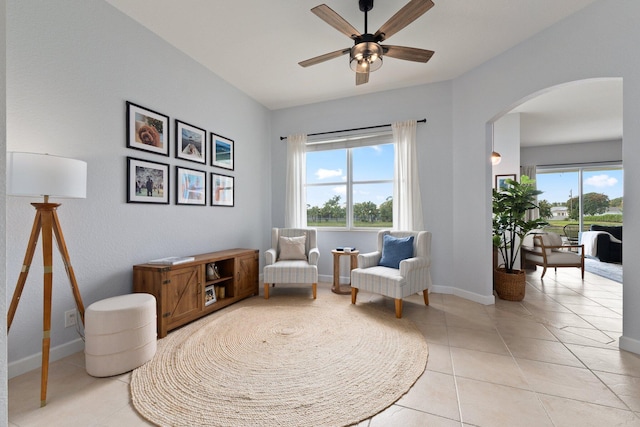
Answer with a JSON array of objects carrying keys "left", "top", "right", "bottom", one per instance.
[{"left": 131, "top": 298, "right": 428, "bottom": 426}]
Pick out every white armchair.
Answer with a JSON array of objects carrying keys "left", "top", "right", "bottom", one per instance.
[
  {"left": 263, "top": 228, "right": 319, "bottom": 299},
  {"left": 521, "top": 229, "right": 584, "bottom": 278},
  {"left": 350, "top": 230, "right": 432, "bottom": 318}
]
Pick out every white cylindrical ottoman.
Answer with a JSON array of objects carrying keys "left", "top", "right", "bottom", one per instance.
[{"left": 85, "top": 293, "right": 157, "bottom": 377}]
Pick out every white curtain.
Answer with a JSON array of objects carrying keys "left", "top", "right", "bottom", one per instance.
[
  {"left": 285, "top": 133, "right": 307, "bottom": 228},
  {"left": 392, "top": 120, "right": 424, "bottom": 231},
  {"left": 521, "top": 165, "right": 539, "bottom": 221}
]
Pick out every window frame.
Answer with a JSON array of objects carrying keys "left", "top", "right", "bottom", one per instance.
[
  {"left": 305, "top": 131, "right": 394, "bottom": 231},
  {"left": 536, "top": 161, "right": 623, "bottom": 232}
]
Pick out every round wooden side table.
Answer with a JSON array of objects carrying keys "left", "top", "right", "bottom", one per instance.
[{"left": 331, "top": 249, "right": 359, "bottom": 295}]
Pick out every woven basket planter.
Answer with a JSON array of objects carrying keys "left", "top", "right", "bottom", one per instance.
[{"left": 494, "top": 268, "right": 526, "bottom": 301}]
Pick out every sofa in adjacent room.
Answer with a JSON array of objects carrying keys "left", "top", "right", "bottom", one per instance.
[{"left": 581, "top": 224, "right": 622, "bottom": 264}]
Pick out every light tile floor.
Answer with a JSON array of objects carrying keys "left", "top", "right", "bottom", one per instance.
[{"left": 8, "top": 267, "right": 640, "bottom": 426}]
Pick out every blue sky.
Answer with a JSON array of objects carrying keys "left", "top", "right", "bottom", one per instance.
[
  {"left": 306, "top": 144, "right": 393, "bottom": 208},
  {"left": 536, "top": 169, "right": 624, "bottom": 204},
  {"left": 306, "top": 146, "right": 623, "bottom": 208}
]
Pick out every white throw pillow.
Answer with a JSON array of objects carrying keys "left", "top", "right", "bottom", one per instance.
[{"left": 278, "top": 235, "right": 307, "bottom": 260}]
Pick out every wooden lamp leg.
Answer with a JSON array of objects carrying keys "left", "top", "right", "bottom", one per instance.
[
  {"left": 40, "top": 208, "right": 54, "bottom": 407},
  {"left": 51, "top": 209, "right": 85, "bottom": 324},
  {"left": 7, "top": 211, "right": 43, "bottom": 331},
  {"left": 7, "top": 203, "right": 86, "bottom": 407}
]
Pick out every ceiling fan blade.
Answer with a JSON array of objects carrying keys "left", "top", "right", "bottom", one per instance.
[
  {"left": 299, "top": 48, "right": 350, "bottom": 68},
  {"left": 374, "top": 0, "right": 434, "bottom": 42},
  {"left": 311, "top": 4, "right": 361, "bottom": 39},
  {"left": 383, "top": 45, "right": 434, "bottom": 62},
  {"left": 356, "top": 70, "right": 369, "bottom": 86}
]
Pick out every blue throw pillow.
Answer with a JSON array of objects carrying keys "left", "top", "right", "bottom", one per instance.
[{"left": 378, "top": 234, "right": 414, "bottom": 269}]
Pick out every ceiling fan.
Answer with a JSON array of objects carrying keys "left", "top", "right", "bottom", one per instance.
[{"left": 299, "top": 0, "right": 435, "bottom": 85}]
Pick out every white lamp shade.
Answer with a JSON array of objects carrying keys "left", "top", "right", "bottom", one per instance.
[{"left": 7, "top": 152, "right": 87, "bottom": 199}]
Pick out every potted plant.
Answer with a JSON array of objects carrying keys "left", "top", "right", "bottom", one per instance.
[{"left": 492, "top": 175, "right": 548, "bottom": 300}]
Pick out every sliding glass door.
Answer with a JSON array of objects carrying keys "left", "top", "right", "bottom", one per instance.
[{"left": 536, "top": 164, "right": 623, "bottom": 238}]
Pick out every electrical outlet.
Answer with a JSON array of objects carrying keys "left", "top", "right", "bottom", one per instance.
[{"left": 64, "top": 309, "right": 77, "bottom": 328}]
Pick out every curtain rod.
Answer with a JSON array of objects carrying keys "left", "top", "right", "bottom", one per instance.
[{"left": 280, "top": 118, "right": 426, "bottom": 141}]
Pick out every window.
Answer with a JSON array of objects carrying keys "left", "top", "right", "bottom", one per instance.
[
  {"left": 536, "top": 163, "right": 623, "bottom": 235},
  {"left": 305, "top": 133, "right": 394, "bottom": 229}
]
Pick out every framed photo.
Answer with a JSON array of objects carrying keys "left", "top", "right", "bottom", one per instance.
[
  {"left": 176, "top": 120, "right": 206, "bottom": 164},
  {"left": 126, "top": 102, "right": 169, "bottom": 156},
  {"left": 176, "top": 166, "right": 206, "bottom": 205},
  {"left": 211, "top": 173, "right": 234, "bottom": 207},
  {"left": 205, "top": 285, "right": 216, "bottom": 306},
  {"left": 211, "top": 133, "right": 234, "bottom": 170},
  {"left": 127, "top": 157, "right": 170, "bottom": 204},
  {"left": 495, "top": 174, "right": 517, "bottom": 190}
]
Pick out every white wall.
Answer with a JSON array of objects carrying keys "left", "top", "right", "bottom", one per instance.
[
  {"left": 493, "top": 113, "right": 521, "bottom": 181},
  {"left": 270, "top": 82, "right": 455, "bottom": 293},
  {"left": 451, "top": 0, "right": 640, "bottom": 353},
  {"left": 1, "top": 0, "right": 9, "bottom": 423},
  {"left": 5, "top": 0, "right": 272, "bottom": 375}
]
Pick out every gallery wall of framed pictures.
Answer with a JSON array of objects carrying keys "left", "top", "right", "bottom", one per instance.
[{"left": 125, "top": 101, "right": 235, "bottom": 207}]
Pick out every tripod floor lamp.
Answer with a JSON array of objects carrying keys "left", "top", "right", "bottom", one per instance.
[{"left": 6, "top": 152, "right": 87, "bottom": 407}]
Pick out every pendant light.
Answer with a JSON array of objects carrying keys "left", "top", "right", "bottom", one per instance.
[
  {"left": 491, "top": 124, "right": 501, "bottom": 165},
  {"left": 491, "top": 150, "right": 502, "bottom": 165}
]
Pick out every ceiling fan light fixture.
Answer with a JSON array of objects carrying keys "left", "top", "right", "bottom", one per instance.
[{"left": 350, "top": 42, "right": 383, "bottom": 73}]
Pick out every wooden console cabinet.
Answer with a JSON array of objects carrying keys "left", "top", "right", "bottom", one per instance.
[{"left": 133, "top": 248, "right": 259, "bottom": 338}]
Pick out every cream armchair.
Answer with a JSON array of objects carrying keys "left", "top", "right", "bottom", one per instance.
[
  {"left": 521, "top": 229, "right": 584, "bottom": 278},
  {"left": 350, "top": 230, "right": 432, "bottom": 318},
  {"left": 263, "top": 228, "right": 319, "bottom": 299}
]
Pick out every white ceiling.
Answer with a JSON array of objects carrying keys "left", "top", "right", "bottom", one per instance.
[{"left": 106, "top": 0, "right": 622, "bottom": 145}]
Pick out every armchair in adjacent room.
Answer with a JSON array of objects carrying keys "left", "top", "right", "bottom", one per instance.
[
  {"left": 263, "top": 228, "right": 319, "bottom": 299},
  {"left": 350, "top": 230, "right": 432, "bottom": 318},
  {"left": 521, "top": 229, "right": 584, "bottom": 278}
]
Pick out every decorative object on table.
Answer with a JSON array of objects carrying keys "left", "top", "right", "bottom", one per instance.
[
  {"left": 6, "top": 152, "right": 88, "bottom": 407},
  {"left": 205, "top": 285, "right": 216, "bottom": 306},
  {"left": 492, "top": 175, "right": 548, "bottom": 301},
  {"left": 126, "top": 101, "right": 169, "bottom": 156},
  {"left": 127, "top": 157, "right": 170, "bottom": 204},
  {"left": 131, "top": 300, "right": 428, "bottom": 427},
  {"left": 206, "top": 263, "right": 221, "bottom": 281},
  {"left": 175, "top": 120, "right": 206, "bottom": 164},
  {"left": 263, "top": 228, "right": 319, "bottom": 299},
  {"left": 211, "top": 133, "right": 234, "bottom": 170},
  {"left": 494, "top": 173, "right": 517, "bottom": 190},
  {"left": 176, "top": 166, "right": 206, "bottom": 206},
  {"left": 210, "top": 173, "right": 234, "bottom": 207},
  {"left": 206, "top": 263, "right": 215, "bottom": 280},
  {"left": 351, "top": 230, "right": 432, "bottom": 318},
  {"left": 215, "top": 285, "right": 225, "bottom": 299},
  {"left": 148, "top": 256, "right": 195, "bottom": 265}
]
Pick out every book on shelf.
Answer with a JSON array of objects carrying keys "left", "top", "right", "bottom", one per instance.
[{"left": 148, "top": 256, "right": 195, "bottom": 265}]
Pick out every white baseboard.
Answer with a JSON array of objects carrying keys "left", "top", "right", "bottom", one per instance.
[
  {"left": 8, "top": 338, "right": 85, "bottom": 379},
  {"left": 431, "top": 285, "right": 496, "bottom": 305},
  {"left": 619, "top": 335, "right": 640, "bottom": 356}
]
